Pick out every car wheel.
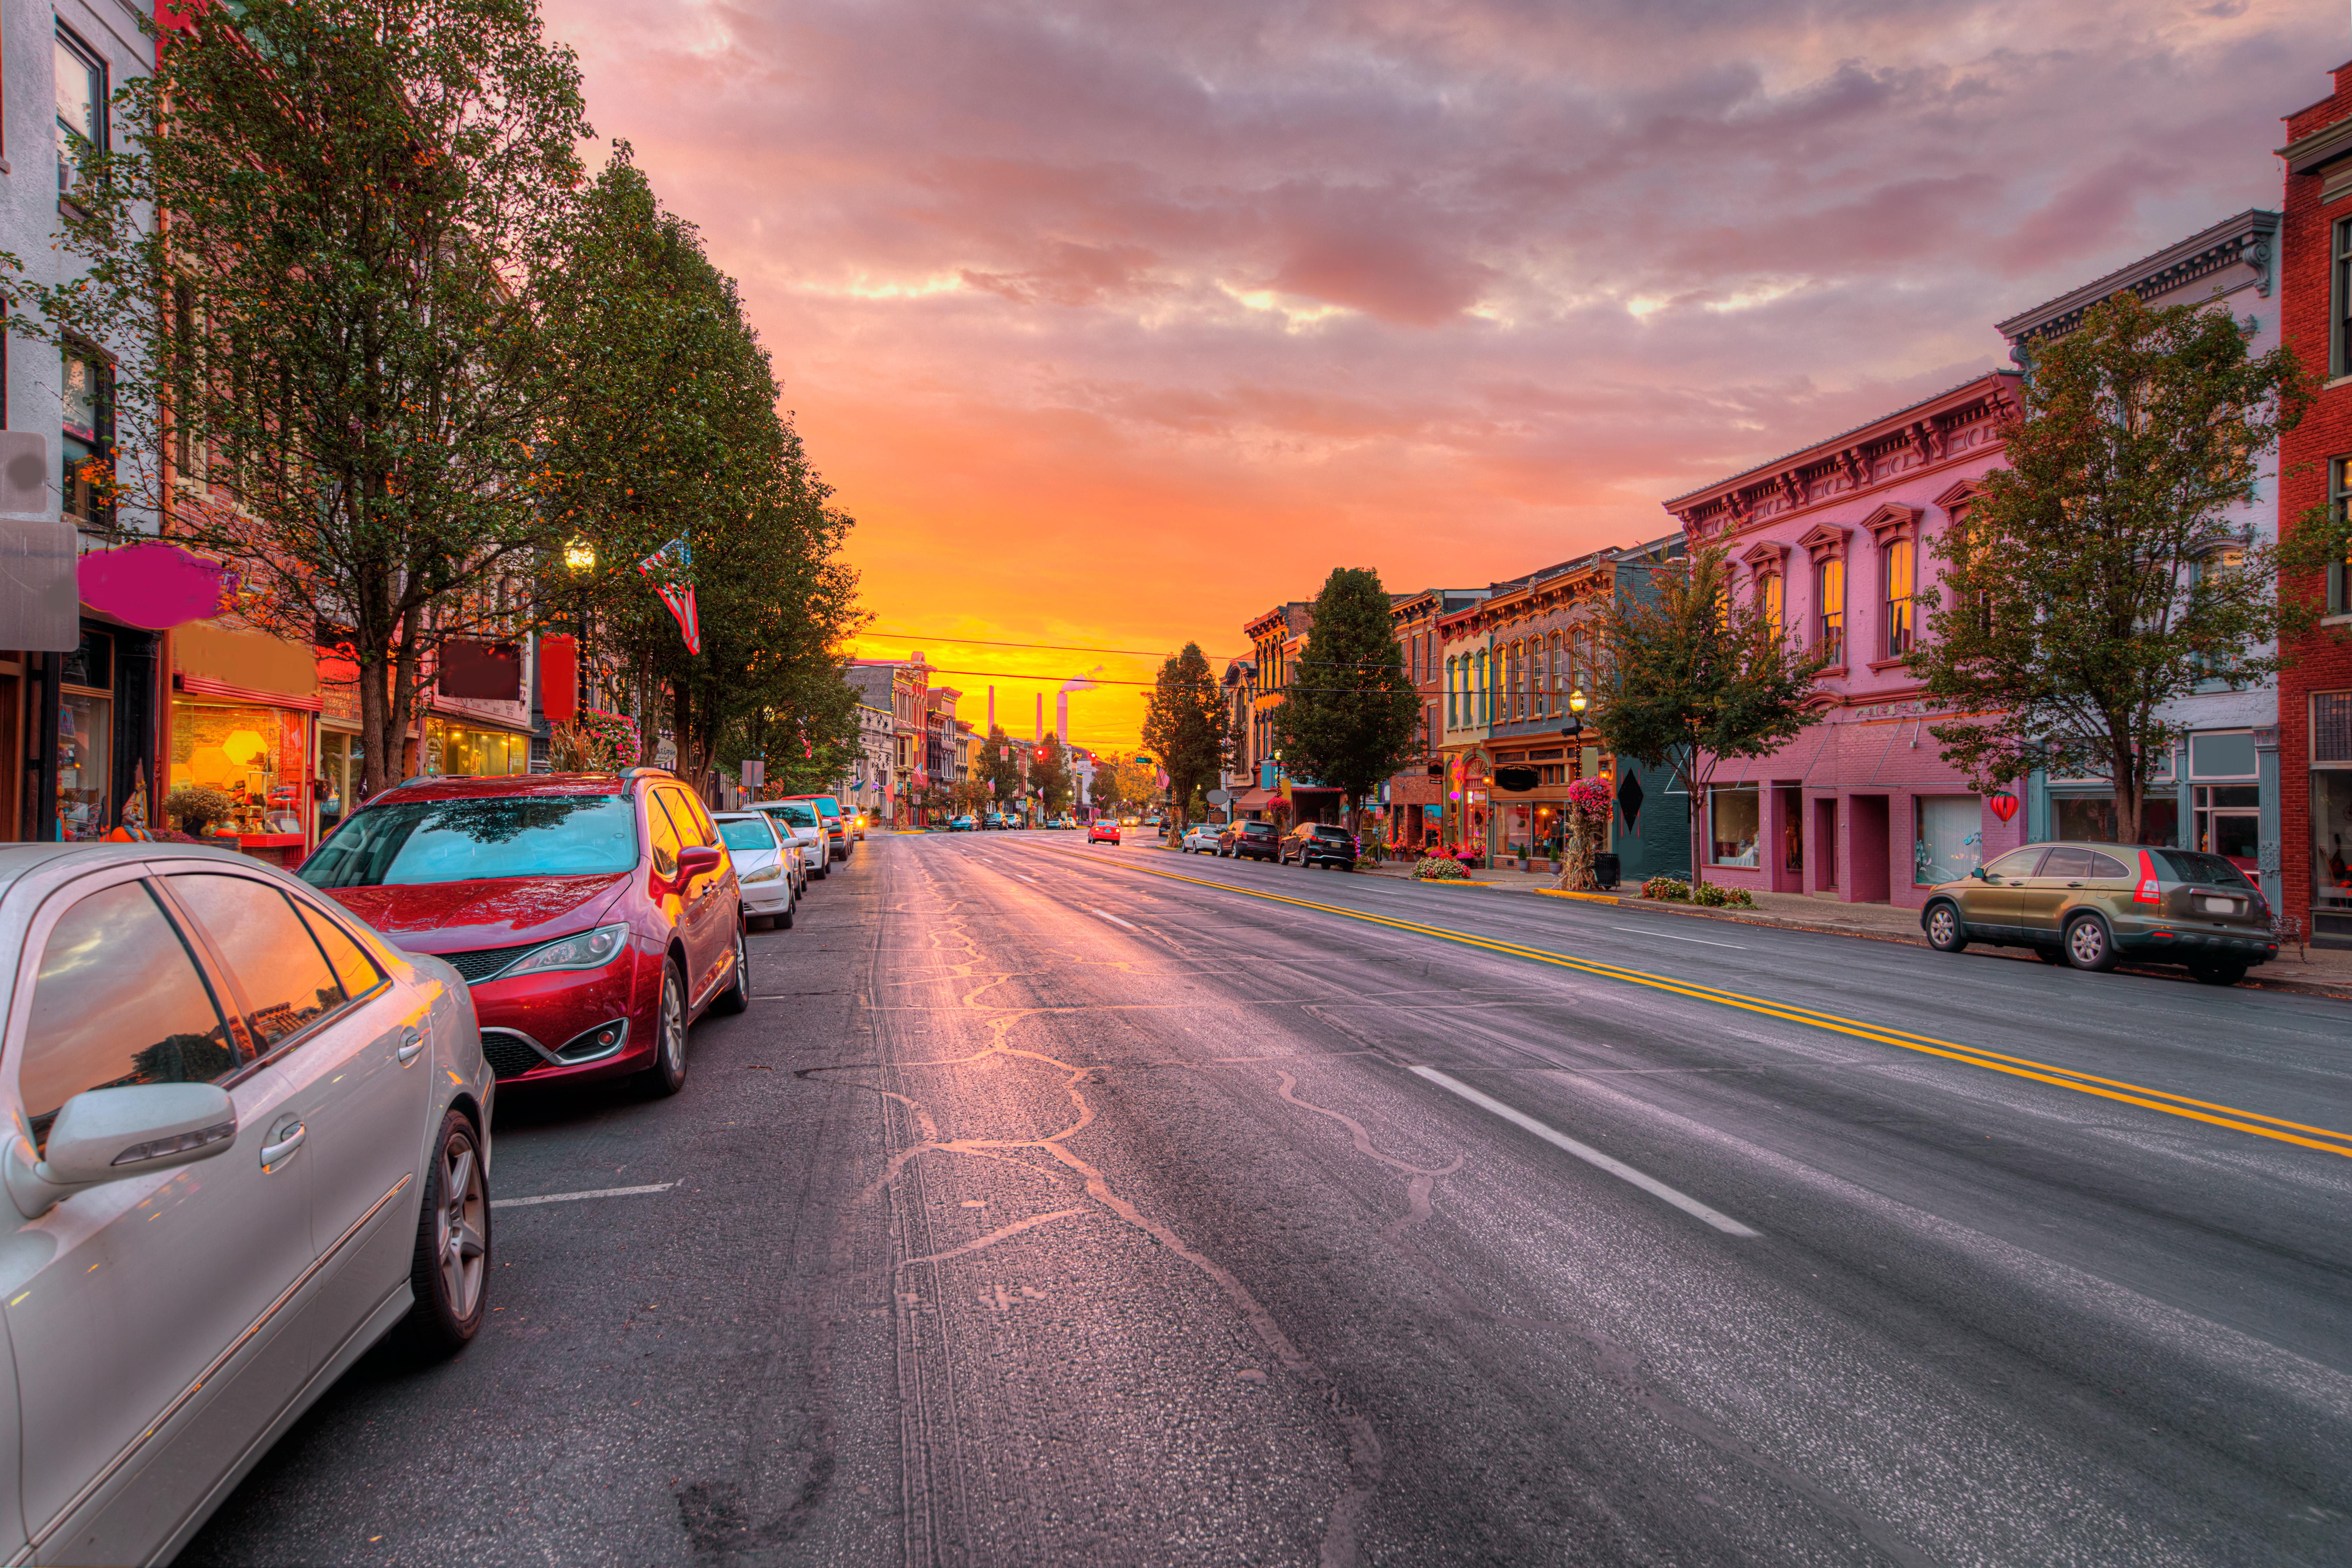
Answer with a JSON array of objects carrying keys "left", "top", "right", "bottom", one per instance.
[
  {"left": 814, "top": 862, "right": 829, "bottom": 880},
  {"left": 779, "top": 899, "right": 795, "bottom": 931},
  {"left": 713, "top": 923, "right": 751, "bottom": 1015},
  {"left": 2189, "top": 962, "right": 2247, "bottom": 986},
  {"left": 2064, "top": 914, "right": 2117, "bottom": 973},
  {"left": 638, "top": 958, "right": 690, "bottom": 1097},
  {"left": 395, "top": 1106, "right": 489, "bottom": 1358},
  {"left": 1924, "top": 901, "right": 1968, "bottom": 953}
]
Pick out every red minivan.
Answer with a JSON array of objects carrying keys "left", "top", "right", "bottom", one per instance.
[{"left": 300, "top": 770, "right": 748, "bottom": 1094}]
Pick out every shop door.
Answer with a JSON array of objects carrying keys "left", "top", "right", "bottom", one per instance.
[
  {"left": 1813, "top": 798, "right": 1838, "bottom": 892},
  {"left": 1776, "top": 787, "right": 1804, "bottom": 892}
]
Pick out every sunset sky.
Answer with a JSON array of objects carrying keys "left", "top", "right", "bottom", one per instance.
[{"left": 540, "top": 0, "right": 2340, "bottom": 754}]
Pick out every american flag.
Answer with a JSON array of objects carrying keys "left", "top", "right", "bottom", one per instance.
[{"left": 636, "top": 538, "right": 700, "bottom": 654}]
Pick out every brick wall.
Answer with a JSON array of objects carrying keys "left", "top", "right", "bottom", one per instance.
[{"left": 2276, "top": 63, "right": 2352, "bottom": 934}]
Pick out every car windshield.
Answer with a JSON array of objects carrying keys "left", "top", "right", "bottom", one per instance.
[
  {"left": 2155, "top": 849, "right": 2254, "bottom": 889},
  {"left": 302, "top": 794, "right": 637, "bottom": 888},
  {"left": 766, "top": 802, "right": 818, "bottom": 827},
  {"left": 717, "top": 818, "right": 777, "bottom": 852}
]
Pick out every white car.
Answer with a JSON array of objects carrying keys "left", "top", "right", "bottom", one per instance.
[
  {"left": 714, "top": 811, "right": 796, "bottom": 930},
  {"left": 0, "top": 842, "right": 492, "bottom": 1565},
  {"left": 1181, "top": 824, "right": 1221, "bottom": 854},
  {"left": 751, "top": 800, "right": 829, "bottom": 883}
]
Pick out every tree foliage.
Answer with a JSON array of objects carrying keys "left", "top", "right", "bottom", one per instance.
[
  {"left": 978, "top": 726, "right": 1025, "bottom": 808},
  {"left": 1589, "top": 544, "right": 1829, "bottom": 886},
  {"left": 1142, "top": 643, "right": 1227, "bottom": 830},
  {"left": 11, "top": 0, "right": 591, "bottom": 792},
  {"left": 1911, "top": 292, "right": 2329, "bottom": 842},
  {"left": 1271, "top": 569, "right": 1419, "bottom": 822}
]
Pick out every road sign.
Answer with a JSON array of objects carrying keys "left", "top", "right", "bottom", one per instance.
[{"left": 1207, "top": 788, "right": 1231, "bottom": 804}]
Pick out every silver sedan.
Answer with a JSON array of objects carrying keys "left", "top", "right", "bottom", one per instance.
[
  {"left": 1181, "top": 824, "right": 1223, "bottom": 854},
  {"left": 0, "top": 843, "right": 491, "bottom": 1565}
]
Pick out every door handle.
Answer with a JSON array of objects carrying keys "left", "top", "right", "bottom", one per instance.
[
  {"left": 396, "top": 1029, "right": 425, "bottom": 1066},
  {"left": 260, "top": 1121, "right": 306, "bottom": 1169}
]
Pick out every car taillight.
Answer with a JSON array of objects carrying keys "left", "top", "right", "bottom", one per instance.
[{"left": 2134, "top": 849, "right": 2162, "bottom": 906}]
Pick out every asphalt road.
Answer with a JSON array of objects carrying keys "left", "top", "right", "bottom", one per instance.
[{"left": 185, "top": 828, "right": 2352, "bottom": 1567}]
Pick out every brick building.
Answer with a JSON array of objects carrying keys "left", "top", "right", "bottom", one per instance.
[{"left": 2275, "top": 63, "right": 2352, "bottom": 948}]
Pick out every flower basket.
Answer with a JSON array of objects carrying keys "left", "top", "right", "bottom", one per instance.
[{"left": 1414, "top": 856, "right": 1469, "bottom": 881}]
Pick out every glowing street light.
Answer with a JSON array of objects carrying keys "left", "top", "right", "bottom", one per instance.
[{"left": 564, "top": 538, "right": 596, "bottom": 572}]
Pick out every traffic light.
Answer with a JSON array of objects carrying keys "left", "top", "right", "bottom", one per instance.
[{"left": 1035, "top": 748, "right": 1047, "bottom": 761}]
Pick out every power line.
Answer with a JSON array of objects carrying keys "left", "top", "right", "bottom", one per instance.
[{"left": 856, "top": 631, "right": 1245, "bottom": 660}]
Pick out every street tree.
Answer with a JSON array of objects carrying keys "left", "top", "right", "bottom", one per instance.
[
  {"left": 10, "top": 0, "right": 592, "bottom": 794},
  {"left": 537, "top": 152, "right": 862, "bottom": 787},
  {"left": 1143, "top": 643, "right": 1228, "bottom": 832},
  {"left": 1589, "top": 543, "right": 1830, "bottom": 887},
  {"left": 979, "top": 726, "right": 1025, "bottom": 809},
  {"left": 1911, "top": 292, "right": 2331, "bottom": 842},
  {"left": 1272, "top": 569, "right": 1420, "bottom": 828},
  {"left": 1031, "top": 740, "right": 1075, "bottom": 818}
]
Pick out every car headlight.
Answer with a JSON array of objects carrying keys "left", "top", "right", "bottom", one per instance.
[
  {"left": 743, "top": 863, "right": 782, "bottom": 883},
  {"left": 496, "top": 923, "right": 631, "bottom": 980}
]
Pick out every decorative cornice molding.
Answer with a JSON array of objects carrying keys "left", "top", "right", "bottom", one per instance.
[
  {"left": 1796, "top": 523, "right": 1851, "bottom": 562},
  {"left": 1998, "top": 210, "right": 2279, "bottom": 345},
  {"left": 1860, "top": 502, "right": 1921, "bottom": 542}
]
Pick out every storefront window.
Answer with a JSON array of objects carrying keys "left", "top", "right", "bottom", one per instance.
[
  {"left": 2315, "top": 693, "right": 2352, "bottom": 920},
  {"left": 2053, "top": 794, "right": 2179, "bottom": 847},
  {"left": 173, "top": 704, "right": 306, "bottom": 838},
  {"left": 319, "top": 729, "right": 367, "bottom": 832},
  {"left": 424, "top": 719, "right": 527, "bottom": 777},
  {"left": 57, "top": 689, "right": 112, "bottom": 841},
  {"left": 1709, "top": 784, "right": 1759, "bottom": 867},
  {"left": 1913, "top": 795, "right": 1981, "bottom": 885}
]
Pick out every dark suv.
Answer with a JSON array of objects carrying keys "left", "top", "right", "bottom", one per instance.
[
  {"left": 1280, "top": 822, "right": 1359, "bottom": 869},
  {"left": 1217, "top": 820, "right": 1279, "bottom": 861},
  {"left": 301, "top": 770, "right": 748, "bottom": 1095}
]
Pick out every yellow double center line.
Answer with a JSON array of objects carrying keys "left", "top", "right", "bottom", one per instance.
[{"left": 1034, "top": 846, "right": 2352, "bottom": 1160}]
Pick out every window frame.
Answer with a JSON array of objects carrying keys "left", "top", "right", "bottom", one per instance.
[
  {"left": 1882, "top": 537, "right": 1914, "bottom": 659},
  {"left": 2330, "top": 458, "right": 2352, "bottom": 615},
  {"left": 54, "top": 27, "right": 107, "bottom": 201},
  {"left": 1816, "top": 556, "right": 1845, "bottom": 662},
  {"left": 2337, "top": 218, "right": 2352, "bottom": 380},
  {"left": 60, "top": 338, "right": 114, "bottom": 530},
  {"left": 6, "top": 866, "right": 248, "bottom": 1153},
  {"left": 154, "top": 869, "right": 379, "bottom": 1074}
]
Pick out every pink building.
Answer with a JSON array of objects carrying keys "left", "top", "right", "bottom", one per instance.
[{"left": 1661, "top": 372, "right": 2029, "bottom": 908}]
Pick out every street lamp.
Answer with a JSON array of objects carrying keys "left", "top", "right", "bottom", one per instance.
[
  {"left": 564, "top": 538, "right": 596, "bottom": 573},
  {"left": 1563, "top": 688, "right": 1588, "bottom": 741}
]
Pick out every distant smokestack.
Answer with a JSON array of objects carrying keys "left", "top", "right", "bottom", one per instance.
[
  {"left": 987, "top": 687, "right": 995, "bottom": 733},
  {"left": 1034, "top": 693, "right": 1042, "bottom": 744}
]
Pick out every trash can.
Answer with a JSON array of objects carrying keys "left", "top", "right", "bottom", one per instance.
[{"left": 1593, "top": 852, "right": 1621, "bottom": 891}]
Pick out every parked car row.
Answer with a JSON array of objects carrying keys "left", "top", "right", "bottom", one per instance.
[{"left": 0, "top": 767, "right": 867, "bottom": 1563}]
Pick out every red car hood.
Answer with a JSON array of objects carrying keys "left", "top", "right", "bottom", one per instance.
[{"left": 322, "top": 874, "right": 630, "bottom": 953}]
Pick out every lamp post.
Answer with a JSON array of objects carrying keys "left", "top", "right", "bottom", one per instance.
[{"left": 563, "top": 538, "right": 597, "bottom": 724}]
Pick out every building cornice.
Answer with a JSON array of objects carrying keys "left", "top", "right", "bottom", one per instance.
[
  {"left": 2281, "top": 111, "right": 2352, "bottom": 175},
  {"left": 1664, "top": 373, "right": 2018, "bottom": 545},
  {"left": 1997, "top": 210, "right": 2278, "bottom": 343}
]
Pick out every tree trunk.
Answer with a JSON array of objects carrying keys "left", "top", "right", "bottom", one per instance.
[{"left": 2111, "top": 732, "right": 2142, "bottom": 847}]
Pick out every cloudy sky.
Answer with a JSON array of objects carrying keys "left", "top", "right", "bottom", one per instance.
[{"left": 542, "top": 0, "right": 2341, "bottom": 751}]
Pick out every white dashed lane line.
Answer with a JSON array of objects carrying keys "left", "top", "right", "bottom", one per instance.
[
  {"left": 1408, "top": 1066, "right": 1761, "bottom": 1237},
  {"left": 495, "top": 1182, "right": 678, "bottom": 1210},
  {"left": 1089, "top": 907, "right": 1141, "bottom": 931}
]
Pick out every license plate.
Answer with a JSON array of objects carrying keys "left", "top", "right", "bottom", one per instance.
[{"left": 2197, "top": 895, "right": 2242, "bottom": 916}]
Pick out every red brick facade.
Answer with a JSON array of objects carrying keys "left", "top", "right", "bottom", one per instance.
[{"left": 2276, "top": 63, "right": 2352, "bottom": 946}]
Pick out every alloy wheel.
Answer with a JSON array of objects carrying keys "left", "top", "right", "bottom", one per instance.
[
  {"left": 437, "top": 1136, "right": 488, "bottom": 1323},
  {"left": 662, "top": 971, "right": 687, "bottom": 1072},
  {"left": 1928, "top": 905, "right": 1958, "bottom": 948},
  {"left": 2067, "top": 918, "right": 2108, "bottom": 969}
]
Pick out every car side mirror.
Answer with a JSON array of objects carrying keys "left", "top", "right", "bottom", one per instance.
[
  {"left": 5, "top": 1083, "right": 237, "bottom": 1218},
  {"left": 1971, "top": 866, "right": 1990, "bottom": 880},
  {"left": 675, "top": 845, "right": 723, "bottom": 880}
]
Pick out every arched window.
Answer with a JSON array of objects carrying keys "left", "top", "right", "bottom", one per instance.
[
  {"left": 1883, "top": 538, "right": 1914, "bottom": 658},
  {"left": 1548, "top": 634, "right": 1563, "bottom": 714},
  {"left": 1817, "top": 558, "right": 1845, "bottom": 661}
]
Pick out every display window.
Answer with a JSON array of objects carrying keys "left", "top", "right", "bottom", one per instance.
[
  {"left": 424, "top": 718, "right": 527, "bottom": 777},
  {"left": 1709, "top": 784, "right": 1760, "bottom": 867},
  {"left": 2314, "top": 692, "right": 2352, "bottom": 919},
  {"left": 2054, "top": 794, "right": 2179, "bottom": 848},
  {"left": 56, "top": 629, "right": 113, "bottom": 841},
  {"left": 172, "top": 703, "right": 308, "bottom": 840},
  {"left": 318, "top": 729, "right": 367, "bottom": 832},
  {"left": 1912, "top": 795, "right": 1982, "bottom": 885}
]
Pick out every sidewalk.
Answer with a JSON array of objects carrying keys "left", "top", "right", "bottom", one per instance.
[{"left": 1209, "top": 849, "right": 2352, "bottom": 1002}]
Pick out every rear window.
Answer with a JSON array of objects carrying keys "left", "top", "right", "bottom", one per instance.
[
  {"left": 1239, "top": 822, "right": 1273, "bottom": 836},
  {"left": 302, "top": 794, "right": 638, "bottom": 888},
  {"left": 766, "top": 802, "right": 818, "bottom": 827},
  {"left": 1307, "top": 825, "right": 1349, "bottom": 840},
  {"left": 2154, "top": 849, "right": 2253, "bottom": 889},
  {"left": 717, "top": 818, "right": 777, "bottom": 852}
]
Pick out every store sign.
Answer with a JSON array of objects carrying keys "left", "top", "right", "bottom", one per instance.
[{"left": 75, "top": 540, "right": 233, "bottom": 632}]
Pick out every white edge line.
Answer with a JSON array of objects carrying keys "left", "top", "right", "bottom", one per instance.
[
  {"left": 1089, "top": 906, "right": 1141, "bottom": 930},
  {"left": 1408, "top": 1066, "right": 1760, "bottom": 1237},
  {"left": 495, "top": 1181, "right": 678, "bottom": 1209}
]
